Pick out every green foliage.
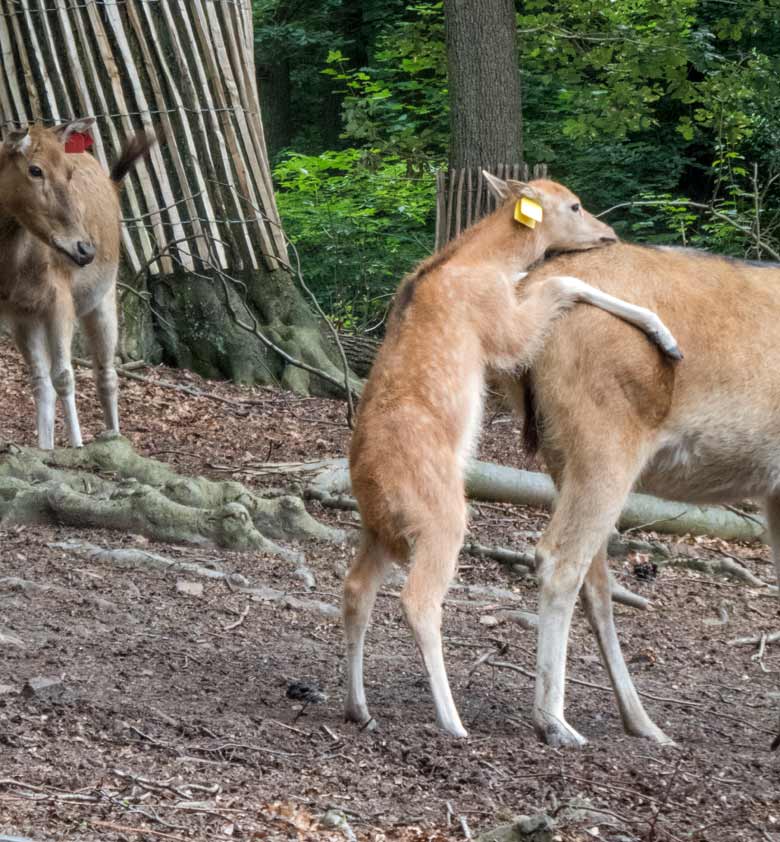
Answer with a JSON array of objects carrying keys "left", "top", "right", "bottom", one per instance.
[
  {"left": 273, "top": 149, "right": 435, "bottom": 329},
  {"left": 255, "top": 0, "right": 780, "bottom": 329},
  {"left": 322, "top": 2, "right": 448, "bottom": 167},
  {"left": 519, "top": 0, "right": 780, "bottom": 249}
]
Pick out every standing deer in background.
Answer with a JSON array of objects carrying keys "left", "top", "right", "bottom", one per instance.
[
  {"left": 344, "top": 174, "right": 682, "bottom": 738},
  {"left": 0, "top": 119, "right": 153, "bottom": 449},
  {"left": 513, "top": 243, "right": 780, "bottom": 748}
]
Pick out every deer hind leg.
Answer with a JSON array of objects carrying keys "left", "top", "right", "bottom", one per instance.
[
  {"left": 80, "top": 292, "right": 119, "bottom": 435},
  {"left": 343, "top": 529, "right": 398, "bottom": 727},
  {"left": 534, "top": 452, "right": 643, "bottom": 747},
  {"left": 580, "top": 544, "right": 673, "bottom": 744},
  {"left": 13, "top": 320, "right": 56, "bottom": 450},
  {"left": 44, "top": 308, "right": 82, "bottom": 448},
  {"left": 401, "top": 504, "right": 468, "bottom": 738}
]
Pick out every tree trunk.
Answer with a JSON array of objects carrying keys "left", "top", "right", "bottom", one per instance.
[
  {"left": 2, "top": 1, "right": 349, "bottom": 396},
  {"left": 444, "top": 0, "right": 523, "bottom": 168}
]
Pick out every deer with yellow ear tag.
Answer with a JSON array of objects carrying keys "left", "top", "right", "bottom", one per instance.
[{"left": 344, "top": 173, "right": 681, "bottom": 737}]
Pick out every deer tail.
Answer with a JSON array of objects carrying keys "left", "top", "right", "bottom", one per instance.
[{"left": 110, "top": 131, "right": 156, "bottom": 184}]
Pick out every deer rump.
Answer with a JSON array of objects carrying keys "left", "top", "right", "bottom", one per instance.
[{"left": 512, "top": 240, "right": 780, "bottom": 747}]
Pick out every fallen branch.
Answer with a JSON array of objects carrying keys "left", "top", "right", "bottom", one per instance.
[
  {"left": 50, "top": 540, "right": 338, "bottom": 618},
  {"left": 660, "top": 556, "right": 770, "bottom": 588},
  {"left": 727, "top": 630, "right": 780, "bottom": 648},
  {"left": 463, "top": 541, "right": 649, "bottom": 610},
  {"left": 223, "top": 605, "right": 249, "bottom": 631}
]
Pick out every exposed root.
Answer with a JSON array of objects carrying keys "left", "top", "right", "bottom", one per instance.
[{"left": 0, "top": 436, "right": 343, "bottom": 558}]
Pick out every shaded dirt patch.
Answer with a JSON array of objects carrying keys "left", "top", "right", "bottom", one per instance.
[{"left": 1, "top": 337, "right": 779, "bottom": 841}]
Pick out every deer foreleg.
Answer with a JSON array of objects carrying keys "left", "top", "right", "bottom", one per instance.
[
  {"left": 44, "top": 312, "right": 82, "bottom": 448},
  {"left": 13, "top": 320, "right": 57, "bottom": 450},
  {"left": 580, "top": 545, "right": 673, "bottom": 744},
  {"left": 534, "top": 453, "right": 640, "bottom": 747}
]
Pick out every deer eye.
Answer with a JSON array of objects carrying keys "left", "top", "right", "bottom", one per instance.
[
  {"left": 570, "top": 203, "right": 580, "bottom": 212},
  {"left": 28, "top": 165, "right": 43, "bottom": 179}
]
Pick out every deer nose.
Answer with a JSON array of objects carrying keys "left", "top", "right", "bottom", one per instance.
[{"left": 76, "top": 240, "right": 96, "bottom": 265}]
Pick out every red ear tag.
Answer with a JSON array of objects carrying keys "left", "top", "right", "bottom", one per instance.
[{"left": 64, "top": 131, "right": 94, "bottom": 154}]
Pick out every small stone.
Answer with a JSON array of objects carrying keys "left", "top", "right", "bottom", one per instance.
[
  {"left": 227, "top": 572, "right": 249, "bottom": 588},
  {"left": 176, "top": 580, "right": 203, "bottom": 597},
  {"left": 480, "top": 614, "right": 500, "bottom": 627},
  {"left": 320, "top": 810, "right": 356, "bottom": 842},
  {"left": 0, "top": 684, "right": 17, "bottom": 695},
  {"left": 495, "top": 609, "right": 538, "bottom": 630},
  {"left": 286, "top": 679, "right": 327, "bottom": 704},
  {"left": 294, "top": 565, "right": 317, "bottom": 590},
  {"left": 0, "top": 627, "right": 24, "bottom": 648},
  {"left": 22, "top": 676, "right": 65, "bottom": 700},
  {"left": 477, "top": 812, "right": 555, "bottom": 842}
]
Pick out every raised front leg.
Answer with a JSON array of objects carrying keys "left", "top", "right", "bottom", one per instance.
[
  {"left": 484, "top": 274, "right": 681, "bottom": 372},
  {"left": 80, "top": 293, "right": 119, "bottom": 435},
  {"left": 44, "top": 312, "right": 82, "bottom": 448},
  {"left": 550, "top": 275, "right": 682, "bottom": 361},
  {"left": 13, "top": 320, "right": 57, "bottom": 450}
]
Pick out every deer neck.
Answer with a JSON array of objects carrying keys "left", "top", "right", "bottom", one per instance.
[{"left": 449, "top": 211, "right": 547, "bottom": 278}]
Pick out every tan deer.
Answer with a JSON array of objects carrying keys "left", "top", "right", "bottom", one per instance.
[
  {"left": 0, "top": 119, "right": 153, "bottom": 450},
  {"left": 508, "top": 242, "right": 780, "bottom": 748},
  {"left": 344, "top": 174, "right": 682, "bottom": 737}
]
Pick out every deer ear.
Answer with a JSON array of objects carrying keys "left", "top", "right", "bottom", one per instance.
[
  {"left": 483, "top": 170, "right": 511, "bottom": 201},
  {"left": 52, "top": 117, "right": 96, "bottom": 144},
  {"left": 506, "top": 180, "right": 542, "bottom": 204},
  {"left": 5, "top": 128, "right": 31, "bottom": 155}
]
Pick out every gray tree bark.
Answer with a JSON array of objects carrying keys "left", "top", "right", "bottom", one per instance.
[{"left": 444, "top": 0, "right": 523, "bottom": 168}]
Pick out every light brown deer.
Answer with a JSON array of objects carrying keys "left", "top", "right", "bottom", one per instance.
[
  {"left": 510, "top": 242, "right": 780, "bottom": 748},
  {"left": 344, "top": 174, "right": 682, "bottom": 737},
  {"left": 0, "top": 119, "right": 153, "bottom": 449}
]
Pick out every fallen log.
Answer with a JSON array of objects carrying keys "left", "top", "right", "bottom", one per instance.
[{"left": 276, "top": 457, "right": 765, "bottom": 542}]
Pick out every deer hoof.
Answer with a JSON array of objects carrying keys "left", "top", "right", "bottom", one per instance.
[{"left": 535, "top": 718, "right": 588, "bottom": 748}]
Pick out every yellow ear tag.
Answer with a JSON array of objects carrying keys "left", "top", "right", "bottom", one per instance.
[{"left": 514, "top": 197, "right": 543, "bottom": 229}]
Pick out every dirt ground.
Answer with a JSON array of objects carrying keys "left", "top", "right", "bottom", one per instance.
[{"left": 1, "top": 335, "right": 779, "bottom": 842}]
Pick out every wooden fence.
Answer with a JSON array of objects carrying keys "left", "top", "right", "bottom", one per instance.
[
  {"left": 435, "top": 162, "right": 549, "bottom": 250},
  {"left": 0, "top": 0, "right": 287, "bottom": 276}
]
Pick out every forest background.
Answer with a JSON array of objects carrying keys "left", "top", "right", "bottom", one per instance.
[{"left": 253, "top": 0, "right": 780, "bottom": 334}]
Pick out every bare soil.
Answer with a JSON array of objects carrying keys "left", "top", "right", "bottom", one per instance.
[{"left": 1, "top": 336, "right": 779, "bottom": 842}]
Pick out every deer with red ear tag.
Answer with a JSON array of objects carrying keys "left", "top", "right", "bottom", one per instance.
[
  {"left": 0, "top": 119, "right": 154, "bottom": 449},
  {"left": 343, "top": 173, "right": 682, "bottom": 737}
]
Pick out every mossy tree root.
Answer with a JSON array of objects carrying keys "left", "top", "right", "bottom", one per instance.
[{"left": 0, "top": 435, "right": 342, "bottom": 558}]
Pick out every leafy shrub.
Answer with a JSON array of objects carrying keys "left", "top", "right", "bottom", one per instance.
[{"left": 273, "top": 148, "right": 436, "bottom": 330}]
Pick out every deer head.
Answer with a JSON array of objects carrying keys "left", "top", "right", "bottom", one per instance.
[
  {"left": 483, "top": 172, "right": 617, "bottom": 257},
  {"left": 0, "top": 118, "right": 97, "bottom": 267}
]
